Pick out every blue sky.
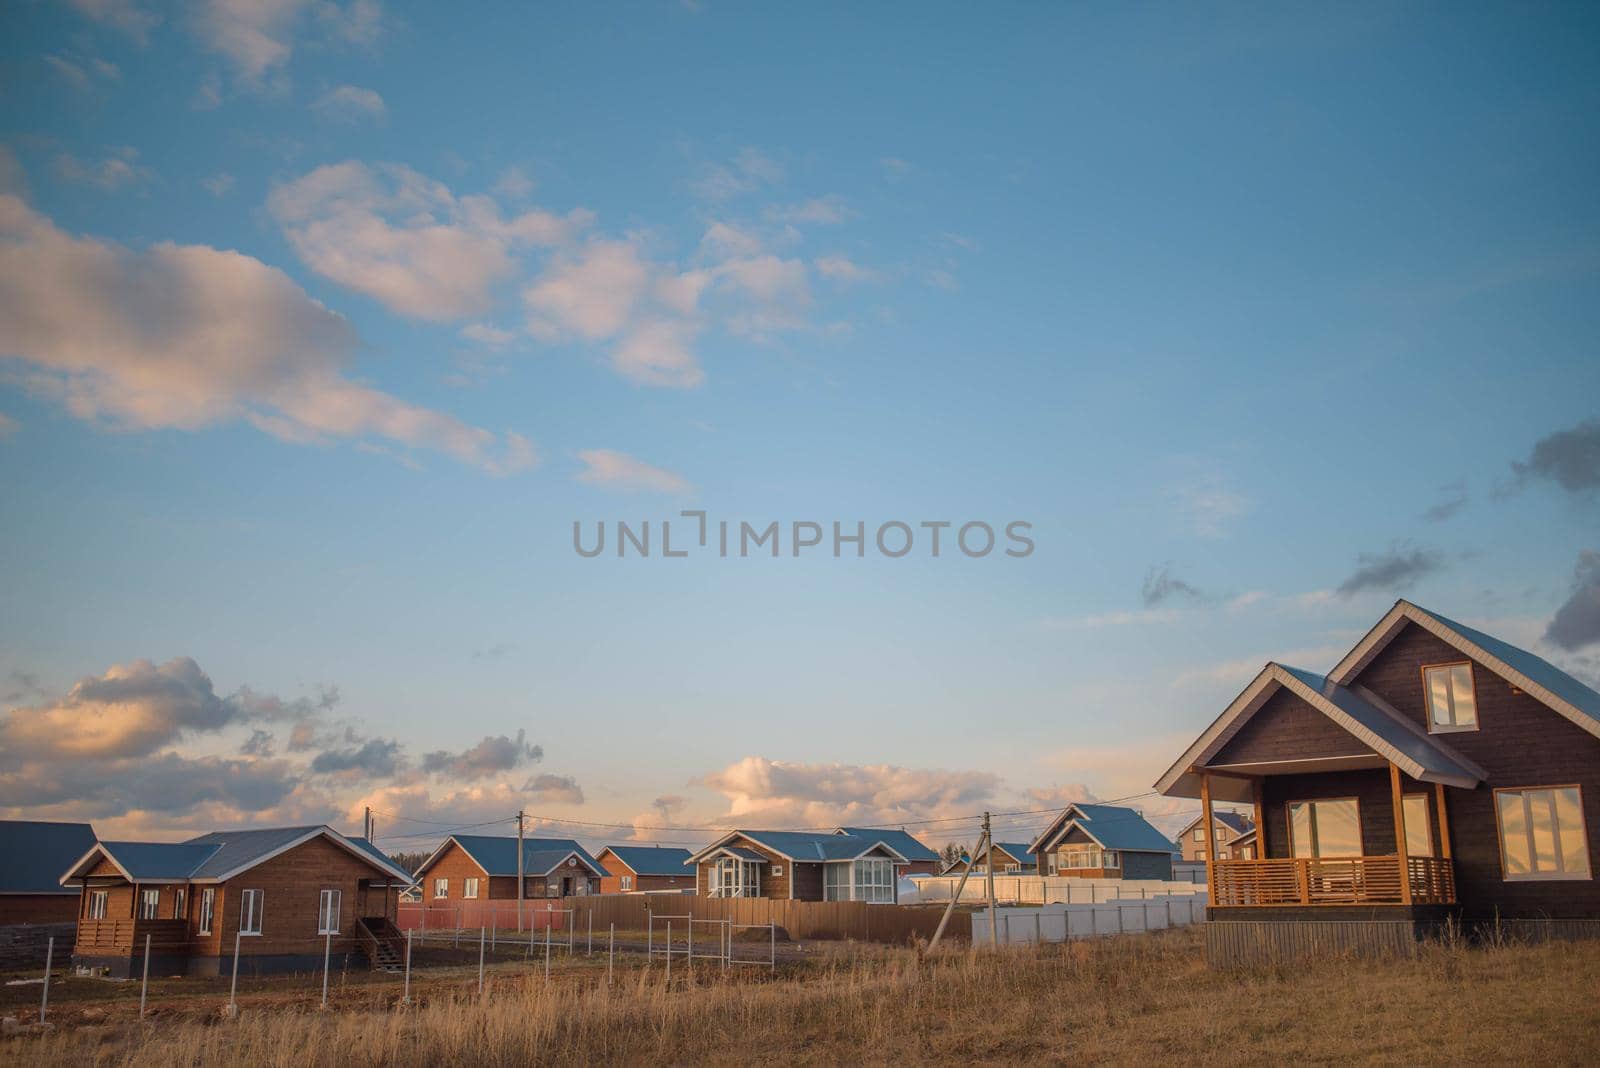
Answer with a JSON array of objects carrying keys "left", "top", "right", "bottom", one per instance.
[{"left": 2, "top": 1, "right": 1597, "bottom": 849}]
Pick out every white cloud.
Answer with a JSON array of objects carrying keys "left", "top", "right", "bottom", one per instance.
[
  {"left": 691, "top": 148, "right": 783, "bottom": 201},
  {"left": 67, "top": 0, "right": 159, "bottom": 44},
  {"left": 700, "top": 221, "right": 762, "bottom": 258},
  {"left": 201, "top": 172, "right": 236, "bottom": 196},
  {"left": 270, "top": 160, "right": 589, "bottom": 321},
  {"left": 766, "top": 196, "right": 850, "bottom": 225},
  {"left": 611, "top": 319, "right": 704, "bottom": 387},
  {"left": 575, "top": 448, "right": 691, "bottom": 494},
  {"left": 460, "top": 322, "right": 517, "bottom": 348},
  {"left": 312, "top": 84, "right": 385, "bottom": 123},
  {"left": 493, "top": 166, "right": 535, "bottom": 200},
  {"left": 1171, "top": 470, "right": 1252, "bottom": 538},
  {"left": 54, "top": 147, "right": 152, "bottom": 191},
  {"left": 814, "top": 255, "right": 877, "bottom": 283},
  {"left": 697, "top": 755, "right": 1000, "bottom": 831},
  {"left": 0, "top": 194, "right": 536, "bottom": 473},
  {"left": 191, "top": 0, "right": 383, "bottom": 84}
]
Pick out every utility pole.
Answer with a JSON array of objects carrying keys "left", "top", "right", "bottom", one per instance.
[
  {"left": 363, "top": 805, "right": 371, "bottom": 841},
  {"left": 983, "top": 811, "right": 998, "bottom": 949},
  {"left": 517, "top": 809, "right": 525, "bottom": 933},
  {"left": 926, "top": 829, "right": 986, "bottom": 954}
]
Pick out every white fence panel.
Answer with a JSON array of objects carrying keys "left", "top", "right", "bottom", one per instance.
[{"left": 970, "top": 890, "right": 1208, "bottom": 946}]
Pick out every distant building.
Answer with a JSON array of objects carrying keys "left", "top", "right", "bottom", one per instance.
[
  {"left": 414, "top": 835, "right": 606, "bottom": 903},
  {"left": 594, "top": 845, "right": 695, "bottom": 894},
  {"left": 686, "top": 830, "right": 909, "bottom": 902},
  {"left": 1175, "top": 810, "right": 1255, "bottom": 862},
  {"left": 834, "top": 826, "right": 942, "bottom": 876},
  {"left": 941, "top": 841, "right": 1036, "bottom": 875},
  {"left": 0, "top": 820, "right": 97, "bottom": 927},
  {"left": 1027, "top": 803, "right": 1176, "bottom": 880}
]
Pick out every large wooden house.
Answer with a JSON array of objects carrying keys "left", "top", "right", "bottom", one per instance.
[
  {"left": 1156, "top": 600, "right": 1600, "bottom": 957},
  {"left": 686, "top": 830, "right": 909, "bottom": 902},
  {"left": 0, "top": 820, "right": 97, "bottom": 927},
  {"left": 59, "top": 825, "right": 413, "bottom": 977},
  {"left": 594, "top": 846, "right": 695, "bottom": 894},
  {"left": 1027, "top": 802, "right": 1177, "bottom": 880}
]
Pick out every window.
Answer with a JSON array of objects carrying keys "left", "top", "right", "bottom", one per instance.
[
  {"left": 1496, "top": 787, "right": 1591, "bottom": 881},
  {"left": 824, "top": 859, "right": 895, "bottom": 903},
  {"left": 1403, "top": 794, "right": 1434, "bottom": 858},
  {"left": 1239, "top": 845, "right": 1255, "bottom": 860},
  {"left": 464, "top": 877, "right": 480, "bottom": 899},
  {"left": 771, "top": 865, "right": 783, "bottom": 877},
  {"left": 708, "top": 857, "right": 762, "bottom": 898},
  {"left": 173, "top": 887, "right": 187, "bottom": 920},
  {"left": 1288, "top": 798, "right": 1363, "bottom": 858},
  {"left": 1423, "top": 663, "right": 1478, "bottom": 732},
  {"left": 318, "top": 889, "right": 341, "bottom": 935},
  {"left": 433, "top": 877, "right": 448, "bottom": 899},
  {"left": 1057, "top": 848, "right": 1117, "bottom": 870},
  {"left": 88, "top": 890, "right": 108, "bottom": 920},
  {"left": 140, "top": 888, "right": 160, "bottom": 919},
  {"left": 1193, "top": 828, "right": 1204, "bottom": 842},
  {"left": 199, "top": 888, "right": 215, "bottom": 935},
  {"left": 239, "top": 889, "right": 264, "bottom": 935},
  {"left": 620, "top": 874, "right": 633, "bottom": 891}
]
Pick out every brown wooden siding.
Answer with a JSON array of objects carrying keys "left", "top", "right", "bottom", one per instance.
[
  {"left": 1211, "top": 687, "right": 1375, "bottom": 766},
  {"left": 1349, "top": 622, "right": 1600, "bottom": 919}
]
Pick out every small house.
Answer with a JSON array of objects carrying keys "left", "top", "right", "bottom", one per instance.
[
  {"left": 594, "top": 846, "right": 695, "bottom": 894},
  {"left": 942, "top": 841, "right": 1036, "bottom": 875},
  {"left": 686, "top": 830, "right": 908, "bottom": 902},
  {"left": 414, "top": 834, "right": 605, "bottom": 907},
  {"left": 0, "top": 820, "right": 97, "bottom": 927},
  {"left": 1028, "top": 803, "right": 1177, "bottom": 880}
]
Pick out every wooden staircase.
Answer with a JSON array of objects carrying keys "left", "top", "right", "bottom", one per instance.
[{"left": 357, "top": 917, "right": 405, "bottom": 971}]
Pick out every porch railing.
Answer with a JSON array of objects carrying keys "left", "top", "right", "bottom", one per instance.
[
  {"left": 75, "top": 918, "right": 190, "bottom": 953},
  {"left": 1211, "top": 856, "right": 1455, "bottom": 907}
]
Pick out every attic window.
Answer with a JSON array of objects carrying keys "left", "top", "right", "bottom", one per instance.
[{"left": 1423, "top": 663, "right": 1478, "bottom": 733}]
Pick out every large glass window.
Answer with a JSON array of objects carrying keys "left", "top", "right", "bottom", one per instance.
[
  {"left": 1403, "top": 794, "right": 1433, "bottom": 857},
  {"left": 1056, "top": 848, "right": 1118, "bottom": 870},
  {"left": 708, "top": 857, "right": 762, "bottom": 898},
  {"left": 1497, "top": 787, "right": 1591, "bottom": 880},
  {"left": 1423, "top": 663, "right": 1478, "bottom": 732},
  {"left": 88, "top": 890, "right": 108, "bottom": 919},
  {"left": 140, "top": 888, "right": 160, "bottom": 919},
  {"left": 318, "top": 889, "right": 341, "bottom": 935},
  {"left": 824, "top": 859, "right": 895, "bottom": 902},
  {"left": 198, "top": 887, "right": 214, "bottom": 935},
  {"left": 1289, "top": 798, "right": 1363, "bottom": 858},
  {"left": 239, "top": 889, "right": 263, "bottom": 935}
]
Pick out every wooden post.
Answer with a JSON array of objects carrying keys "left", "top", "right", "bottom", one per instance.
[
  {"left": 1390, "top": 762, "right": 1412, "bottom": 905},
  {"left": 1251, "top": 778, "right": 1266, "bottom": 858},
  {"left": 983, "top": 812, "right": 998, "bottom": 949},
  {"left": 1200, "top": 772, "right": 1217, "bottom": 903},
  {"left": 1434, "top": 782, "right": 1452, "bottom": 859},
  {"left": 517, "top": 810, "right": 525, "bottom": 934}
]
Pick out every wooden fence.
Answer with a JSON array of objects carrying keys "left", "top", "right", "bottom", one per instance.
[
  {"left": 1206, "top": 919, "right": 1418, "bottom": 967},
  {"left": 402, "top": 896, "right": 970, "bottom": 945}
]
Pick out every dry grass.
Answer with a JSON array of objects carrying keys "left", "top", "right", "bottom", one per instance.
[{"left": 11, "top": 927, "right": 1600, "bottom": 1066}]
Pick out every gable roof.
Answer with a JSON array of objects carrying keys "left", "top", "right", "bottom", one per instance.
[
  {"left": 1175, "top": 809, "right": 1254, "bottom": 838},
  {"left": 687, "top": 830, "right": 909, "bottom": 865},
  {"left": 60, "top": 825, "right": 411, "bottom": 885},
  {"left": 835, "top": 827, "right": 939, "bottom": 862},
  {"left": 416, "top": 835, "right": 606, "bottom": 879},
  {"left": 1028, "top": 803, "right": 1178, "bottom": 855},
  {"left": 0, "top": 820, "right": 96, "bottom": 895},
  {"left": 1332, "top": 600, "right": 1600, "bottom": 740},
  {"left": 977, "top": 842, "right": 1036, "bottom": 865},
  {"left": 1156, "top": 662, "right": 1489, "bottom": 802},
  {"left": 596, "top": 846, "right": 694, "bottom": 877}
]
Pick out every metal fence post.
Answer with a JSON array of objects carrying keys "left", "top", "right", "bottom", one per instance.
[
  {"left": 688, "top": 918, "right": 693, "bottom": 964},
  {"left": 666, "top": 921, "right": 672, "bottom": 982},
  {"left": 587, "top": 909, "right": 593, "bottom": 957},
  {"left": 544, "top": 921, "right": 551, "bottom": 979},
  {"left": 227, "top": 931, "right": 241, "bottom": 1017},
  {"left": 477, "top": 927, "right": 486, "bottom": 997},
  {"left": 608, "top": 923, "right": 614, "bottom": 984},
  {"left": 39, "top": 936, "right": 53, "bottom": 1025},
  {"left": 140, "top": 932, "right": 151, "bottom": 1018},
  {"left": 769, "top": 923, "right": 775, "bottom": 973},
  {"left": 402, "top": 929, "right": 412, "bottom": 1005},
  {"left": 321, "top": 931, "right": 332, "bottom": 1009}
]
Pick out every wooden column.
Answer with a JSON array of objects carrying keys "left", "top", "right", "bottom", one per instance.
[
  {"left": 1434, "top": 782, "right": 1452, "bottom": 860},
  {"left": 1252, "top": 779, "right": 1266, "bottom": 859},
  {"left": 1200, "top": 771, "right": 1217, "bottom": 902},
  {"left": 1389, "top": 762, "right": 1412, "bottom": 905}
]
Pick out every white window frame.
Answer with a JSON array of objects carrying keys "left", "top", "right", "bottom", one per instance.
[
  {"left": 433, "top": 877, "right": 448, "bottom": 899},
  {"left": 708, "top": 856, "right": 762, "bottom": 898},
  {"left": 173, "top": 886, "right": 187, "bottom": 921},
  {"left": 87, "top": 889, "right": 108, "bottom": 920},
  {"left": 139, "top": 888, "right": 160, "bottom": 920},
  {"left": 1422, "top": 662, "right": 1479, "bottom": 734},
  {"left": 619, "top": 874, "right": 633, "bottom": 892},
  {"left": 1495, "top": 786, "right": 1591, "bottom": 882},
  {"left": 824, "top": 858, "right": 896, "bottom": 903},
  {"left": 318, "top": 888, "right": 341, "bottom": 935},
  {"left": 198, "top": 887, "right": 215, "bottom": 935},
  {"left": 464, "top": 877, "right": 480, "bottom": 899},
  {"left": 239, "top": 888, "right": 264, "bottom": 936}
]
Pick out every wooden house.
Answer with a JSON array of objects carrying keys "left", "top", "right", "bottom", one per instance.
[
  {"left": 1156, "top": 600, "right": 1600, "bottom": 957},
  {"left": 834, "top": 826, "right": 942, "bottom": 875},
  {"left": 59, "top": 825, "right": 413, "bottom": 977},
  {"left": 1175, "top": 810, "right": 1255, "bottom": 862},
  {"left": 0, "top": 820, "right": 96, "bottom": 927},
  {"left": 1028, "top": 802, "right": 1177, "bottom": 880},
  {"left": 594, "top": 846, "right": 695, "bottom": 894},
  {"left": 942, "top": 841, "right": 1036, "bottom": 875},
  {"left": 414, "top": 835, "right": 605, "bottom": 911},
  {"left": 685, "top": 830, "right": 908, "bottom": 902}
]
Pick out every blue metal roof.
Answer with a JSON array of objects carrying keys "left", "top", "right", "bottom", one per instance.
[
  {"left": 991, "top": 843, "right": 1037, "bottom": 864},
  {"left": 97, "top": 841, "right": 222, "bottom": 881},
  {"left": 65, "top": 826, "right": 410, "bottom": 884},
  {"left": 736, "top": 829, "right": 906, "bottom": 861},
  {"left": 446, "top": 835, "right": 604, "bottom": 877},
  {"left": 1035, "top": 803, "right": 1181, "bottom": 854},
  {"left": 599, "top": 846, "right": 694, "bottom": 877},
  {"left": 0, "top": 821, "right": 96, "bottom": 894},
  {"left": 836, "top": 827, "right": 939, "bottom": 862},
  {"left": 184, "top": 825, "right": 326, "bottom": 878}
]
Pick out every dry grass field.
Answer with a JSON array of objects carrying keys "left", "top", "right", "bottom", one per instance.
[{"left": 7, "top": 927, "right": 1600, "bottom": 1066}]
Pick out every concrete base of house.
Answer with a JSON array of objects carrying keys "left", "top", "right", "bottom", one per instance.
[{"left": 73, "top": 951, "right": 362, "bottom": 979}]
